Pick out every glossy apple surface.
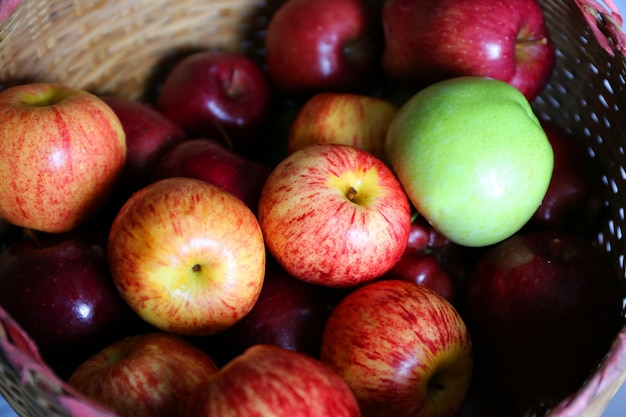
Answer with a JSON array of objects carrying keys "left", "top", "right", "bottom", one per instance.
[
  {"left": 185, "top": 344, "right": 361, "bottom": 417},
  {"left": 258, "top": 143, "right": 411, "bottom": 288},
  {"left": 464, "top": 230, "right": 626, "bottom": 409},
  {"left": 0, "top": 230, "right": 133, "bottom": 372},
  {"left": 386, "top": 76, "right": 554, "bottom": 247},
  {"left": 381, "top": 0, "right": 556, "bottom": 100},
  {"left": 101, "top": 95, "right": 186, "bottom": 191},
  {"left": 264, "top": 0, "right": 382, "bottom": 97},
  {"left": 0, "top": 83, "right": 126, "bottom": 233},
  {"left": 108, "top": 177, "right": 266, "bottom": 336},
  {"left": 68, "top": 332, "right": 219, "bottom": 417},
  {"left": 151, "top": 138, "right": 272, "bottom": 212},
  {"left": 287, "top": 92, "right": 398, "bottom": 163},
  {"left": 156, "top": 51, "right": 273, "bottom": 154},
  {"left": 320, "top": 279, "right": 473, "bottom": 417}
]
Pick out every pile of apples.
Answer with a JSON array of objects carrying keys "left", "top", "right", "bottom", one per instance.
[{"left": 0, "top": 0, "right": 625, "bottom": 416}]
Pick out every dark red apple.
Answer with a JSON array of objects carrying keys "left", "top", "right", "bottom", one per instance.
[
  {"left": 151, "top": 138, "right": 272, "bottom": 211},
  {"left": 100, "top": 95, "right": 186, "bottom": 191},
  {"left": 528, "top": 121, "right": 604, "bottom": 236},
  {"left": 0, "top": 229, "right": 139, "bottom": 377},
  {"left": 156, "top": 51, "right": 274, "bottom": 155},
  {"left": 214, "top": 262, "right": 348, "bottom": 362},
  {"left": 264, "top": 0, "right": 383, "bottom": 98},
  {"left": 463, "top": 229, "right": 626, "bottom": 410},
  {"left": 381, "top": 0, "right": 556, "bottom": 100}
]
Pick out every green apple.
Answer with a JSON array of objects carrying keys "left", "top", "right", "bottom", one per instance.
[{"left": 386, "top": 76, "right": 553, "bottom": 247}]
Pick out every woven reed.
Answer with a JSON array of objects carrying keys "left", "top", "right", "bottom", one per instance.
[{"left": 1, "top": 0, "right": 626, "bottom": 416}]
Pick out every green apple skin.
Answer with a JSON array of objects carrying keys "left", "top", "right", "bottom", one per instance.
[{"left": 386, "top": 76, "right": 554, "bottom": 247}]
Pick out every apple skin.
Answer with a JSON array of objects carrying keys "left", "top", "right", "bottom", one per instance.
[
  {"left": 107, "top": 177, "right": 266, "bottom": 336},
  {"left": 0, "top": 229, "right": 134, "bottom": 374},
  {"left": 100, "top": 95, "right": 186, "bottom": 191},
  {"left": 386, "top": 76, "right": 554, "bottom": 247},
  {"left": 67, "top": 332, "right": 219, "bottom": 417},
  {"left": 0, "top": 83, "right": 126, "bottom": 233},
  {"left": 528, "top": 121, "right": 604, "bottom": 235},
  {"left": 214, "top": 261, "right": 349, "bottom": 363},
  {"left": 184, "top": 344, "right": 361, "bottom": 417},
  {"left": 320, "top": 279, "right": 473, "bottom": 417},
  {"left": 151, "top": 138, "right": 272, "bottom": 212},
  {"left": 264, "top": 0, "right": 383, "bottom": 97},
  {"left": 156, "top": 51, "right": 273, "bottom": 155},
  {"left": 258, "top": 143, "right": 412, "bottom": 288},
  {"left": 287, "top": 92, "right": 398, "bottom": 163},
  {"left": 381, "top": 0, "right": 556, "bottom": 100},
  {"left": 463, "top": 229, "right": 626, "bottom": 409}
]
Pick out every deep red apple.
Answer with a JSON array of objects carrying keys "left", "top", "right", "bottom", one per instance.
[
  {"left": 214, "top": 262, "right": 348, "bottom": 362},
  {"left": 185, "top": 344, "right": 361, "bottom": 417},
  {"left": 151, "top": 138, "right": 272, "bottom": 211},
  {"left": 100, "top": 95, "right": 186, "bottom": 191},
  {"left": 464, "top": 229, "right": 626, "bottom": 410},
  {"left": 528, "top": 121, "right": 604, "bottom": 235},
  {"left": 0, "top": 229, "right": 136, "bottom": 377},
  {"left": 264, "top": 0, "right": 383, "bottom": 97},
  {"left": 156, "top": 51, "right": 273, "bottom": 155},
  {"left": 381, "top": 0, "right": 556, "bottom": 100}
]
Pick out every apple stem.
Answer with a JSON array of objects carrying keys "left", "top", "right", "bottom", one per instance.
[
  {"left": 517, "top": 37, "right": 548, "bottom": 47},
  {"left": 346, "top": 186, "right": 358, "bottom": 201},
  {"left": 214, "top": 121, "right": 235, "bottom": 152},
  {"left": 22, "top": 228, "right": 44, "bottom": 248},
  {"left": 192, "top": 264, "right": 202, "bottom": 272}
]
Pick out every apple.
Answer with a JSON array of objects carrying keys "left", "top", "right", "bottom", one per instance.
[
  {"left": 100, "top": 95, "right": 186, "bottom": 191},
  {"left": 528, "top": 121, "right": 604, "bottom": 235},
  {"left": 67, "top": 332, "right": 219, "bottom": 417},
  {"left": 0, "top": 0, "right": 19, "bottom": 23},
  {"left": 151, "top": 138, "right": 272, "bottom": 212},
  {"left": 386, "top": 76, "right": 554, "bottom": 247},
  {"left": 287, "top": 92, "right": 398, "bottom": 163},
  {"left": 380, "top": 251, "right": 458, "bottom": 304},
  {"left": 0, "top": 228, "right": 134, "bottom": 377},
  {"left": 463, "top": 229, "right": 626, "bottom": 410},
  {"left": 264, "top": 0, "right": 383, "bottom": 97},
  {"left": 381, "top": 0, "right": 556, "bottom": 100},
  {"left": 258, "top": 143, "right": 412, "bottom": 288},
  {"left": 214, "top": 261, "right": 349, "bottom": 363},
  {"left": 0, "top": 83, "right": 126, "bottom": 233},
  {"left": 320, "top": 279, "right": 473, "bottom": 417},
  {"left": 107, "top": 177, "right": 266, "bottom": 336},
  {"left": 156, "top": 51, "right": 273, "bottom": 155},
  {"left": 184, "top": 344, "right": 361, "bottom": 417}
]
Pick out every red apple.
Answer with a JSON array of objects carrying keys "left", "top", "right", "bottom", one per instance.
[
  {"left": 258, "top": 143, "right": 412, "bottom": 288},
  {"left": 320, "top": 279, "right": 473, "bottom": 417},
  {"left": 0, "top": 83, "right": 126, "bottom": 233},
  {"left": 264, "top": 0, "right": 383, "bottom": 97},
  {"left": 108, "top": 177, "right": 266, "bottom": 336},
  {"left": 463, "top": 229, "right": 626, "bottom": 410},
  {"left": 100, "top": 95, "right": 186, "bottom": 191},
  {"left": 214, "top": 262, "right": 348, "bottom": 362},
  {"left": 381, "top": 0, "right": 556, "bottom": 100},
  {"left": 0, "top": 229, "right": 134, "bottom": 376},
  {"left": 68, "top": 332, "right": 219, "bottom": 417},
  {"left": 151, "top": 138, "right": 272, "bottom": 212},
  {"left": 287, "top": 92, "right": 398, "bottom": 163},
  {"left": 156, "top": 51, "right": 273, "bottom": 155},
  {"left": 528, "top": 121, "right": 604, "bottom": 235},
  {"left": 185, "top": 344, "right": 361, "bottom": 417}
]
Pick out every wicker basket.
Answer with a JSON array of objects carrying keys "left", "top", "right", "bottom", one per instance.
[{"left": 1, "top": 0, "right": 626, "bottom": 416}]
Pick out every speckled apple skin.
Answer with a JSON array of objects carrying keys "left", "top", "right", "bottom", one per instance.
[
  {"left": 258, "top": 143, "right": 411, "bottom": 288},
  {"left": 0, "top": 83, "right": 126, "bottom": 233},
  {"left": 108, "top": 177, "right": 266, "bottom": 336},
  {"left": 386, "top": 76, "right": 554, "bottom": 247}
]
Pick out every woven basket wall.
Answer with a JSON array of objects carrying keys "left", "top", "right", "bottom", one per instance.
[{"left": 1, "top": 0, "right": 626, "bottom": 416}]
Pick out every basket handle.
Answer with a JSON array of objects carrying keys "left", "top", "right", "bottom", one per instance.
[{"left": 575, "top": 0, "right": 626, "bottom": 56}]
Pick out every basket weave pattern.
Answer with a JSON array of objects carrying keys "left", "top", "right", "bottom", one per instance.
[{"left": 1, "top": 1, "right": 626, "bottom": 416}]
